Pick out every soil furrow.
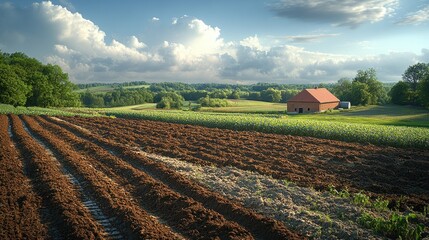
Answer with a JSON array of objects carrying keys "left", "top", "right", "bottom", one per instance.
[
  {"left": 0, "top": 115, "right": 48, "bottom": 239},
  {"left": 31, "top": 115, "right": 253, "bottom": 240},
  {"left": 48, "top": 115, "right": 304, "bottom": 240},
  {"left": 20, "top": 119, "right": 124, "bottom": 240},
  {"left": 21, "top": 115, "right": 183, "bottom": 240},
  {"left": 9, "top": 115, "right": 107, "bottom": 239},
  {"left": 63, "top": 116, "right": 429, "bottom": 211}
]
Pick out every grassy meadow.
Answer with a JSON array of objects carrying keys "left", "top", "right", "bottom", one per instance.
[
  {"left": 289, "top": 104, "right": 429, "bottom": 128},
  {"left": 201, "top": 99, "right": 288, "bottom": 113}
]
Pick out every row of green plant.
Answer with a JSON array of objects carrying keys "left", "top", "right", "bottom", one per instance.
[
  {"left": 328, "top": 186, "right": 390, "bottom": 211},
  {"left": 358, "top": 212, "right": 424, "bottom": 240},
  {"left": 0, "top": 104, "right": 100, "bottom": 117},
  {"left": 327, "top": 186, "right": 427, "bottom": 239},
  {"left": 104, "top": 110, "right": 429, "bottom": 149}
]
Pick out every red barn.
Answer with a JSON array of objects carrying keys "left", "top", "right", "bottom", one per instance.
[{"left": 287, "top": 88, "right": 340, "bottom": 113}]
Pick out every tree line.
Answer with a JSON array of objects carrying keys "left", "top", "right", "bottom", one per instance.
[
  {"left": 0, "top": 51, "right": 80, "bottom": 107},
  {"left": 331, "top": 64, "right": 429, "bottom": 108},
  {"left": 1, "top": 50, "right": 428, "bottom": 109}
]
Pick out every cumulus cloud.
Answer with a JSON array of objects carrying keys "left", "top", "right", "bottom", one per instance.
[
  {"left": 219, "top": 42, "right": 426, "bottom": 83},
  {"left": 151, "top": 17, "right": 160, "bottom": 21},
  {"left": 396, "top": 5, "right": 429, "bottom": 25},
  {"left": 128, "top": 36, "right": 146, "bottom": 49},
  {"left": 239, "top": 35, "right": 265, "bottom": 50},
  {"left": 284, "top": 33, "right": 340, "bottom": 43},
  {"left": 270, "top": 0, "right": 398, "bottom": 28},
  {"left": 0, "top": 1, "right": 425, "bottom": 84}
]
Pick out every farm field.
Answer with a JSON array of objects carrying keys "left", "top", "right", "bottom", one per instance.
[
  {"left": 290, "top": 105, "right": 429, "bottom": 128},
  {"left": 200, "top": 99, "right": 288, "bottom": 113},
  {"left": 1, "top": 114, "right": 428, "bottom": 239}
]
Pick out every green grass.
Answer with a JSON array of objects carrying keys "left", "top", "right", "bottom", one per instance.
[
  {"left": 0, "top": 104, "right": 102, "bottom": 117},
  {"left": 108, "top": 103, "right": 157, "bottom": 111},
  {"left": 74, "top": 85, "right": 116, "bottom": 93},
  {"left": 289, "top": 105, "right": 429, "bottom": 128},
  {"left": 201, "top": 99, "right": 287, "bottom": 113},
  {"left": 122, "top": 84, "right": 150, "bottom": 90}
]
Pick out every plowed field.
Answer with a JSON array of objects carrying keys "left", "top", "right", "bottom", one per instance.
[{"left": 2, "top": 114, "right": 428, "bottom": 239}]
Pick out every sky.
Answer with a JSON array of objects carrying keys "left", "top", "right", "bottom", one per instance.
[{"left": 0, "top": 0, "right": 428, "bottom": 84}]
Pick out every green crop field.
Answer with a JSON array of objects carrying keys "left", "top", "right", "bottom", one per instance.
[
  {"left": 0, "top": 104, "right": 102, "bottom": 117},
  {"left": 104, "top": 109, "right": 429, "bottom": 149},
  {"left": 201, "top": 99, "right": 287, "bottom": 113}
]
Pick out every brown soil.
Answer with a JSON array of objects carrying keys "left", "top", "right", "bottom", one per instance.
[
  {"left": 26, "top": 115, "right": 255, "bottom": 240},
  {"left": 0, "top": 115, "right": 47, "bottom": 239},
  {"left": 40, "top": 115, "right": 302, "bottom": 240},
  {"left": 61, "top": 116, "right": 429, "bottom": 211},
  {"left": 5, "top": 112, "right": 427, "bottom": 239},
  {"left": 21, "top": 115, "right": 184, "bottom": 240},
  {"left": 8, "top": 115, "right": 107, "bottom": 239}
]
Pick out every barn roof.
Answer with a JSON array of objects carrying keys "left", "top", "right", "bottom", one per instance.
[{"left": 287, "top": 88, "right": 340, "bottom": 103}]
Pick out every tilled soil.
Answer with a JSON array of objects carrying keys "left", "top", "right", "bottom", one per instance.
[
  {"left": 0, "top": 115, "right": 47, "bottom": 239},
  {"left": 1, "top": 113, "right": 303, "bottom": 240},
  {"left": 8, "top": 115, "right": 107, "bottom": 239},
  {"left": 61, "top": 116, "right": 429, "bottom": 212},
  {"left": 3, "top": 114, "right": 427, "bottom": 239},
  {"left": 41, "top": 115, "right": 300, "bottom": 240}
]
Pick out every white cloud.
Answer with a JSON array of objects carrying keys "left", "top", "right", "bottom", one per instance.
[
  {"left": 239, "top": 35, "right": 264, "bottom": 50},
  {"left": 152, "top": 17, "right": 160, "bottom": 21},
  {"left": 396, "top": 5, "right": 429, "bottom": 25},
  {"left": 128, "top": 36, "right": 146, "bottom": 49},
  {"left": 270, "top": 0, "right": 398, "bottom": 28},
  {"left": 0, "top": 1, "right": 425, "bottom": 84}
]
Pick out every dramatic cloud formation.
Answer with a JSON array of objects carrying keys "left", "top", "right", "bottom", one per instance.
[
  {"left": 0, "top": 1, "right": 426, "bottom": 84},
  {"left": 270, "top": 0, "right": 398, "bottom": 28},
  {"left": 396, "top": 5, "right": 429, "bottom": 25}
]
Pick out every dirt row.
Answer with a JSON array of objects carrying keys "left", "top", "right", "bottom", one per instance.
[
  {"left": 0, "top": 115, "right": 47, "bottom": 239},
  {"left": 8, "top": 115, "right": 107, "bottom": 239},
  {"left": 25, "top": 115, "right": 257, "bottom": 240},
  {"left": 62, "top": 116, "right": 429, "bottom": 211},
  {"left": 42, "top": 115, "right": 303, "bottom": 239},
  {"left": 20, "top": 115, "right": 186, "bottom": 239}
]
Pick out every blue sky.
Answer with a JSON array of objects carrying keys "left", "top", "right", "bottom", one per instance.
[{"left": 1, "top": 0, "right": 428, "bottom": 84}]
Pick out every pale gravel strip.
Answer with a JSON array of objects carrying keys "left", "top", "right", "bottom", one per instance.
[{"left": 137, "top": 151, "right": 385, "bottom": 240}]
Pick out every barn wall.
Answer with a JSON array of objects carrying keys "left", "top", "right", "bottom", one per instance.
[
  {"left": 287, "top": 101, "right": 339, "bottom": 113},
  {"left": 287, "top": 102, "right": 321, "bottom": 113},
  {"left": 319, "top": 102, "right": 340, "bottom": 111}
]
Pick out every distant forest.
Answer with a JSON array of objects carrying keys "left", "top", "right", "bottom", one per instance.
[
  {"left": 1, "top": 50, "right": 428, "bottom": 109},
  {"left": 77, "top": 78, "right": 396, "bottom": 109}
]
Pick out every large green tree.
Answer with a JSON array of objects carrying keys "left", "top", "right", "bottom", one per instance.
[
  {"left": 0, "top": 51, "right": 80, "bottom": 107},
  {"left": 350, "top": 81, "right": 371, "bottom": 105},
  {"left": 402, "top": 63, "right": 429, "bottom": 91},
  {"left": 260, "top": 88, "right": 281, "bottom": 102},
  {"left": 353, "top": 68, "right": 387, "bottom": 105},
  {"left": 0, "top": 64, "right": 30, "bottom": 106},
  {"left": 418, "top": 74, "right": 429, "bottom": 108},
  {"left": 332, "top": 78, "right": 352, "bottom": 101},
  {"left": 389, "top": 81, "right": 411, "bottom": 105}
]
